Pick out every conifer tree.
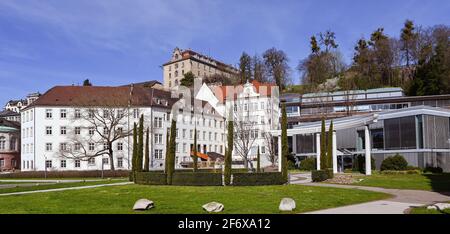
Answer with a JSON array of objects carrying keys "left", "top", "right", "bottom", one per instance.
[
  {"left": 136, "top": 115, "right": 144, "bottom": 172},
  {"left": 256, "top": 147, "right": 261, "bottom": 173},
  {"left": 166, "top": 119, "right": 177, "bottom": 185},
  {"left": 144, "top": 127, "right": 150, "bottom": 171},
  {"left": 224, "top": 117, "right": 233, "bottom": 185},
  {"left": 193, "top": 127, "right": 198, "bottom": 172},
  {"left": 281, "top": 102, "right": 288, "bottom": 181}
]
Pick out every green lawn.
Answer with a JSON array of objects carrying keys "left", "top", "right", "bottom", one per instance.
[
  {"left": 0, "top": 184, "right": 390, "bottom": 214},
  {"left": 353, "top": 173, "right": 450, "bottom": 191},
  {"left": 0, "top": 179, "right": 126, "bottom": 194}
]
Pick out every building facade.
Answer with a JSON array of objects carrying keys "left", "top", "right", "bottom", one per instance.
[
  {"left": 277, "top": 88, "right": 450, "bottom": 172},
  {"left": 20, "top": 85, "right": 226, "bottom": 171},
  {"left": 0, "top": 119, "right": 20, "bottom": 171},
  {"left": 162, "top": 47, "right": 239, "bottom": 89}
]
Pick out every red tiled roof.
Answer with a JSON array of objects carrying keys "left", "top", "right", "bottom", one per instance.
[
  {"left": 25, "top": 85, "right": 177, "bottom": 109},
  {"left": 213, "top": 80, "right": 277, "bottom": 103}
]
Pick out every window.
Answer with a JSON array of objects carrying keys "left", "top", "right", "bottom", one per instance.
[
  {"left": 176, "top": 143, "right": 179, "bottom": 152},
  {"left": 154, "top": 149, "right": 163, "bottom": 159},
  {"left": 183, "top": 143, "right": 187, "bottom": 153},
  {"left": 60, "top": 160, "right": 66, "bottom": 168},
  {"left": 10, "top": 137, "right": 16, "bottom": 150},
  {"left": 60, "top": 143, "right": 67, "bottom": 151},
  {"left": 0, "top": 137, "right": 5, "bottom": 150},
  {"left": 0, "top": 159, "right": 4, "bottom": 168},
  {"left": 46, "top": 126, "right": 52, "bottom": 135},
  {"left": 88, "top": 158, "right": 95, "bottom": 165},
  {"left": 190, "top": 130, "right": 193, "bottom": 139},
  {"left": 45, "top": 160, "right": 52, "bottom": 168},
  {"left": 89, "top": 127, "right": 95, "bottom": 135},
  {"left": 88, "top": 110, "right": 94, "bottom": 119},
  {"left": 154, "top": 117, "right": 163, "bottom": 128},
  {"left": 215, "top": 133, "right": 217, "bottom": 141},
  {"left": 261, "top": 102, "right": 265, "bottom": 110},
  {"left": 133, "top": 109, "right": 139, "bottom": 119},
  {"left": 203, "top": 131, "right": 206, "bottom": 140},
  {"left": 155, "top": 134, "right": 163, "bottom": 144},
  {"left": 45, "top": 143, "right": 52, "bottom": 151},
  {"left": 117, "top": 142, "right": 123, "bottom": 151},
  {"left": 117, "top": 110, "right": 124, "bottom": 118},
  {"left": 89, "top": 143, "right": 95, "bottom": 151},
  {"left": 102, "top": 158, "right": 109, "bottom": 165},
  {"left": 261, "top": 146, "right": 266, "bottom": 154},
  {"left": 103, "top": 110, "right": 109, "bottom": 118},
  {"left": 74, "top": 143, "right": 81, "bottom": 151},
  {"left": 75, "top": 160, "right": 80, "bottom": 168},
  {"left": 75, "top": 127, "right": 81, "bottom": 135},
  {"left": 182, "top": 129, "right": 186, "bottom": 139},
  {"left": 45, "top": 109, "right": 52, "bottom": 119},
  {"left": 116, "top": 127, "right": 123, "bottom": 135},
  {"left": 117, "top": 158, "right": 123, "bottom": 168},
  {"left": 103, "top": 127, "right": 109, "bottom": 135},
  {"left": 103, "top": 143, "right": 109, "bottom": 150},
  {"left": 60, "top": 126, "right": 67, "bottom": 135},
  {"left": 60, "top": 109, "right": 67, "bottom": 119},
  {"left": 209, "top": 132, "right": 212, "bottom": 140},
  {"left": 176, "top": 128, "right": 179, "bottom": 138},
  {"left": 74, "top": 109, "right": 81, "bottom": 118}
]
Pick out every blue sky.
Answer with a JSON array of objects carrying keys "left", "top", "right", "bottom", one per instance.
[{"left": 1, "top": 0, "right": 449, "bottom": 106}]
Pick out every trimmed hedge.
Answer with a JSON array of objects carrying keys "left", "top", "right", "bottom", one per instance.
[
  {"left": 172, "top": 172, "right": 222, "bottom": 186},
  {"left": 423, "top": 166, "right": 443, "bottom": 174},
  {"left": 0, "top": 170, "right": 130, "bottom": 178},
  {"left": 232, "top": 172, "right": 286, "bottom": 186},
  {"left": 311, "top": 169, "right": 334, "bottom": 182},
  {"left": 134, "top": 172, "right": 167, "bottom": 185},
  {"left": 380, "top": 154, "right": 408, "bottom": 171}
]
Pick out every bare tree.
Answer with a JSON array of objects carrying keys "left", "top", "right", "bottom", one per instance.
[
  {"left": 232, "top": 100, "right": 258, "bottom": 170},
  {"left": 262, "top": 131, "right": 277, "bottom": 166},
  {"left": 59, "top": 107, "right": 132, "bottom": 171}
]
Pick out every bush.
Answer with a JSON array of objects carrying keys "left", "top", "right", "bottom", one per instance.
[
  {"left": 287, "top": 160, "right": 296, "bottom": 170},
  {"left": 299, "top": 157, "right": 316, "bottom": 171},
  {"left": 311, "top": 170, "right": 330, "bottom": 182},
  {"left": 0, "top": 170, "right": 130, "bottom": 178},
  {"left": 232, "top": 172, "right": 286, "bottom": 186},
  {"left": 380, "top": 154, "right": 408, "bottom": 171},
  {"left": 172, "top": 172, "right": 222, "bottom": 186},
  {"left": 353, "top": 155, "right": 376, "bottom": 173},
  {"left": 423, "top": 166, "right": 443, "bottom": 174},
  {"left": 134, "top": 172, "right": 167, "bottom": 185}
]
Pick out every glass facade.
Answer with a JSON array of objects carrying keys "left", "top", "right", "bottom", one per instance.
[{"left": 385, "top": 116, "right": 417, "bottom": 150}]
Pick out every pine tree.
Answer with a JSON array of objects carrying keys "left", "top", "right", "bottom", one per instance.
[
  {"left": 131, "top": 123, "right": 138, "bottom": 181},
  {"left": 256, "top": 147, "right": 261, "bottom": 173},
  {"left": 136, "top": 115, "right": 144, "bottom": 172},
  {"left": 144, "top": 127, "right": 150, "bottom": 172},
  {"left": 320, "top": 118, "right": 327, "bottom": 170},
  {"left": 281, "top": 102, "right": 288, "bottom": 182},
  {"left": 224, "top": 118, "right": 233, "bottom": 185},
  {"left": 192, "top": 127, "right": 198, "bottom": 172},
  {"left": 326, "top": 121, "right": 334, "bottom": 170},
  {"left": 166, "top": 119, "right": 177, "bottom": 185}
]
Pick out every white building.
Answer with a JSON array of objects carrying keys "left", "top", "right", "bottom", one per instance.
[
  {"left": 21, "top": 85, "right": 225, "bottom": 171},
  {"left": 197, "top": 80, "right": 280, "bottom": 169}
]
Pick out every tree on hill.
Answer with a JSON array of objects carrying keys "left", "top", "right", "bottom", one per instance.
[
  {"left": 180, "top": 71, "right": 195, "bottom": 87},
  {"left": 144, "top": 127, "right": 150, "bottom": 171},
  {"left": 83, "top": 79, "right": 92, "bottom": 86},
  {"left": 239, "top": 52, "right": 252, "bottom": 84},
  {"left": 263, "top": 47, "right": 291, "bottom": 89}
]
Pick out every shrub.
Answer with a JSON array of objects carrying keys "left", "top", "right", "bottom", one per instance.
[
  {"left": 299, "top": 157, "right": 316, "bottom": 171},
  {"left": 172, "top": 172, "right": 222, "bottom": 186},
  {"left": 353, "top": 155, "right": 376, "bottom": 173},
  {"left": 380, "top": 154, "right": 408, "bottom": 171},
  {"left": 311, "top": 170, "right": 330, "bottom": 182},
  {"left": 232, "top": 172, "right": 286, "bottom": 186},
  {"left": 287, "top": 160, "right": 296, "bottom": 170},
  {"left": 0, "top": 170, "right": 130, "bottom": 178},
  {"left": 380, "top": 170, "right": 421, "bottom": 175},
  {"left": 134, "top": 172, "right": 167, "bottom": 185},
  {"left": 325, "top": 168, "right": 334, "bottom": 179},
  {"left": 423, "top": 166, "right": 443, "bottom": 174}
]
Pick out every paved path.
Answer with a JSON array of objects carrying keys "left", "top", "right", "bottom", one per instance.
[
  {"left": 0, "top": 181, "right": 132, "bottom": 197},
  {"left": 290, "top": 173, "right": 450, "bottom": 214}
]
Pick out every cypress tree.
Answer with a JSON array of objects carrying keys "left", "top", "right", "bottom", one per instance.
[
  {"left": 224, "top": 118, "right": 233, "bottom": 185},
  {"left": 144, "top": 127, "right": 150, "bottom": 172},
  {"left": 327, "top": 121, "right": 334, "bottom": 169},
  {"left": 320, "top": 118, "right": 327, "bottom": 170},
  {"left": 193, "top": 127, "right": 198, "bottom": 172},
  {"left": 137, "top": 115, "right": 144, "bottom": 172},
  {"left": 256, "top": 147, "right": 261, "bottom": 173},
  {"left": 131, "top": 123, "right": 138, "bottom": 181},
  {"left": 281, "top": 102, "right": 288, "bottom": 182},
  {"left": 166, "top": 119, "right": 177, "bottom": 185},
  {"left": 164, "top": 128, "right": 170, "bottom": 173}
]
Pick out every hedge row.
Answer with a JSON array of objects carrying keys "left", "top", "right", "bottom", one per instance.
[
  {"left": 0, "top": 170, "right": 130, "bottom": 178},
  {"left": 311, "top": 169, "right": 333, "bottom": 182},
  {"left": 134, "top": 172, "right": 167, "bottom": 185},
  {"left": 232, "top": 172, "right": 286, "bottom": 186},
  {"left": 172, "top": 172, "right": 223, "bottom": 186},
  {"left": 380, "top": 170, "right": 421, "bottom": 175}
]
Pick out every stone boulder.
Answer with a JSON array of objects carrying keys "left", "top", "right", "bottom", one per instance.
[
  {"left": 133, "top": 199, "right": 154, "bottom": 211},
  {"left": 202, "top": 202, "right": 224, "bottom": 213},
  {"left": 432, "top": 203, "right": 450, "bottom": 211},
  {"left": 279, "top": 198, "right": 296, "bottom": 211}
]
